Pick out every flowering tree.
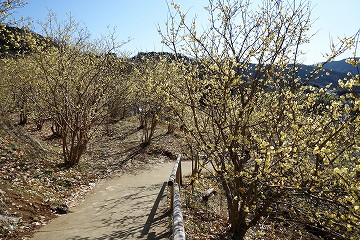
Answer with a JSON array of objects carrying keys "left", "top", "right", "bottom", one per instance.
[
  {"left": 2, "top": 13, "right": 129, "bottom": 166},
  {"left": 0, "top": 0, "right": 27, "bottom": 115},
  {"left": 0, "top": 0, "right": 26, "bottom": 23},
  {"left": 132, "top": 53, "right": 177, "bottom": 146},
  {"left": 159, "top": 0, "right": 359, "bottom": 238}
]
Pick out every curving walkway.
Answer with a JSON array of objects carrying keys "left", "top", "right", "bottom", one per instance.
[{"left": 31, "top": 161, "right": 192, "bottom": 240}]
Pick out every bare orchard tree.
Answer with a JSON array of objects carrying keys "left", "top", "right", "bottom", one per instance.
[{"left": 159, "top": 0, "right": 359, "bottom": 239}]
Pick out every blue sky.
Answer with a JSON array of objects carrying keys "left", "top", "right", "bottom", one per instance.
[{"left": 11, "top": 0, "right": 360, "bottom": 64}]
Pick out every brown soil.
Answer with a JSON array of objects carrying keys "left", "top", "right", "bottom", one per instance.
[
  {"left": 0, "top": 115, "right": 186, "bottom": 239},
  {"left": 0, "top": 114, "right": 327, "bottom": 240}
]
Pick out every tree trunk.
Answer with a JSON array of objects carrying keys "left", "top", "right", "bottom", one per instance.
[
  {"left": 19, "top": 110, "right": 27, "bottom": 125},
  {"left": 119, "top": 106, "right": 126, "bottom": 120},
  {"left": 141, "top": 113, "right": 157, "bottom": 147},
  {"left": 66, "top": 141, "right": 87, "bottom": 166},
  {"left": 62, "top": 126, "right": 88, "bottom": 167},
  {"left": 51, "top": 120, "right": 62, "bottom": 138},
  {"left": 167, "top": 123, "right": 176, "bottom": 134},
  {"left": 35, "top": 117, "right": 45, "bottom": 130},
  {"left": 230, "top": 226, "right": 247, "bottom": 240},
  {"left": 229, "top": 201, "right": 248, "bottom": 240},
  {"left": 222, "top": 181, "right": 249, "bottom": 240}
]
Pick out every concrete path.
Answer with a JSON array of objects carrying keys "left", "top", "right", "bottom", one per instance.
[{"left": 31, "top": 161, "right": 192, "bottom": 240}]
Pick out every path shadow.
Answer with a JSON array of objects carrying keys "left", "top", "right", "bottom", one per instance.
[
  {"left": 123, "top": 145, "right": 146, "bottom": 162},
  {"left": 140, "top": 182, "right": 170, "bottom": 238},
  {"left": 67, "top": 182, "right": 171, "bottom": 240}
]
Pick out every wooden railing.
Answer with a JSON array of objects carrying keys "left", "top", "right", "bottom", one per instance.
[{"left": 168, "top": 154, "right": 186, "bottom": 240}]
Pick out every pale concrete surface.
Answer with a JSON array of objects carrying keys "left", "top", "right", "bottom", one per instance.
[{"left": 31, "top": 161, "right": 192, "bottom": 240}]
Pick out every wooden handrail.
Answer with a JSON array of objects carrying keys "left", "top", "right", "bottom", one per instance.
[
  {"left": 172, "top": 183, "right": 185, "bottom": 240},
  {"left": 168, "top": 154, "right": 182, "bottom": 186},
  {"left": 168, "top": 154, "right": 186, "bottom": 240}
]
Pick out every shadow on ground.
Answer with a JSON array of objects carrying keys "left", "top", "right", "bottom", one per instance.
[{"left": 66, "top": 182, "right": 171, "bottom": 240}]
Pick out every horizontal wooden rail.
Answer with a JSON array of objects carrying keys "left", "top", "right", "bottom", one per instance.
[
  {"left": 172, "top": 183, "right": 185, "bottom": 240},
  {"left": 168, "top": 154, "right": 186, "bottom": 240},
  {"left": 168, "top": 154, "right": 182, "bottom": 186}
]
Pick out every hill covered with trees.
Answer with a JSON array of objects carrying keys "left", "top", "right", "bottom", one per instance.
[{"left": 1, "top": 0, "right": 359, "bottom": 239}]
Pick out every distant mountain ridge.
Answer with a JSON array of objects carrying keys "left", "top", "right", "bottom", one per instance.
[
  {"left": 1, "top": 26, "right": 358, "bottom": 93},
  {"left": 134, "top": 52, "right": 357, "bottom": 91},
  {"left": 299, "top": 59, "right": 359, "bottom": 92},
  {"left": 322, "top": 58, "right": 359, "bottom": 75},
  {"left": 297, "top": 61, "right": 347, "bottom": 89}
]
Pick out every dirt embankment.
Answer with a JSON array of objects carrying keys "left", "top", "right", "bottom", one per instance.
[{"left": 0, "top": 116, "right": 187, "bottom": 239}]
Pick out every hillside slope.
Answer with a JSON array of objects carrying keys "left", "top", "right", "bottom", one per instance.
[
  {"left": 0, "top": 115, "right": 184, "bottom": 239},
  {"left": 0, "top": 116, "right": 58, "bottom": 238},
  {"left": 322, "top": 58, "right": 359, "bottom": 75}
]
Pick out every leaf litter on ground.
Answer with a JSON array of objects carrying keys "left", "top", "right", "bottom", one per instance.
[{"left": 0, "top": 116, "right": 185, "bottom": 239}]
